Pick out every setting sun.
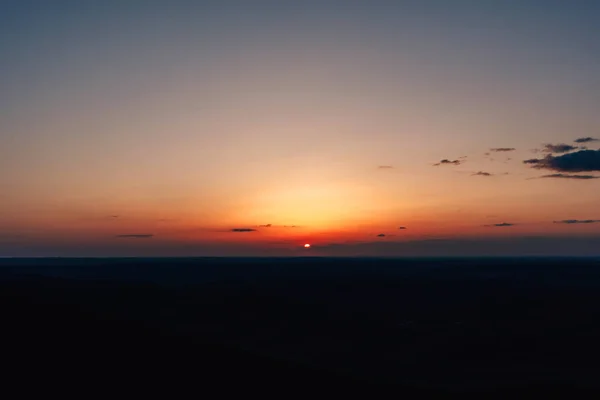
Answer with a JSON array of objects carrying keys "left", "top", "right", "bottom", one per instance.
[{"left": 304, "top": 244, "right": 311, "bottom": 248}]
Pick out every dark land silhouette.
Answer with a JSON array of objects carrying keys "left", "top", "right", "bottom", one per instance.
[{"left": 2, "top": 257, "right": 600, "bottom": 395}]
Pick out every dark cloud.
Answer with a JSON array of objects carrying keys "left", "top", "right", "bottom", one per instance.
[
  {"left": 283, "top": 225, "right": 297, "bottom": 228},
  {"left": 490, "top": 148, "right": 515, "bottom": 152},
  {"left": 472, "top": 171, "right": 492, "bottom": 176},
  {"left": 483, "top": 152, "right": 490, "bottom": 156},
  {"left": 523, "top": 158, "right": 544, "bottom": 165},
  {"left": 574, "top": 137, "right": 598, "bottom": 143},
  {"left": 523, "top": 150, "right": 600, "bottom": 172},
  {"left": 259, "top": 224, "right": 272, "bottom": 227},
  {"left": 554, "top": 219, "right": 600, "bottom": 224},
  {"left": 231, "top": 228, "right": 258, "bottom": 232},
  {"left": 116, "top": 234, "right": 153, "bottom": 238},
  {"left": 559, "top": 219, "right": 600, "bottom": 225},
  {"left": 377, "top": 233, "right": 386, "bottom": 237},
  {"left": 538, "top": 174, "right": 599, "bottom": 180},
  {"left": 398, "top": 226, "right": 407, "bottom": 230},
  {"left": 484, "top": 223, "right": 515, "bottom": 227},
  {"left": 542, "top": 143, "right": 580, "bottom": 154},
  {"left": 434, "top": 159, "right": 462, "bottom": 166},
  {"left": 377, "top": 165, "right": 393, "bottom": 169}
]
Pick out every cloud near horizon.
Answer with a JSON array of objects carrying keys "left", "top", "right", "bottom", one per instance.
[
  {"left": 398, "top": 226, "right": 407, "bottom": 230},
  {"left": 554, "top": 219, "right": 600, "bottom": 224},
  {"left": 542, "top": 143, "right": 580, "bottom": 154},
  {"left": 377, "top": 165, "right": 394, "bottom": 169},
  {"left": 537, "top": 173, "right": 599, "bottom": 180},
  {"left": 523, "top": 149, "right": 600, "bottom": 172},
  {"left": 309, "top": 236, "right": 600, "bottom": 257},
  {"left": 231, "top": 228, "right": 258, "bottom": 232},
  {"left": 434, "top": 159, "right": 462, "bottom": 166},
  {"left": 484, "top": 223, "right": 515, "bottom": 227},
  {"left": 490, "top": 148, "right": 515, "bottom": 152},
  {"left": 574, "top": 137, "right": 598, "bottom": 143},
  {"left": 115, "top": 234, "right": 154, "bottom": 238},
  {"left": 472, "top": 171, "right": 492, "bottom": 176}
]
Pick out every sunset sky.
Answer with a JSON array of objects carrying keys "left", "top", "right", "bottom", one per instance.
[{"left": 2, "top": 0, "right": 600, "bottom": 256}]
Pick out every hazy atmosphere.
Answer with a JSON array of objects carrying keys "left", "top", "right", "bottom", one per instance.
[{"left": 2, "top": 0, "right": 599, "bottom": 256}]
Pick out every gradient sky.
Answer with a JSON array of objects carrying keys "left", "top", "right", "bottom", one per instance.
[{"left": 2, "top": 0, "right": 600, "bottom": 256}]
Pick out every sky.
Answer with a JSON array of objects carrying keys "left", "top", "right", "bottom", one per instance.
[{"left": 1, "top": 0, "right": 600, "bottom": 257}]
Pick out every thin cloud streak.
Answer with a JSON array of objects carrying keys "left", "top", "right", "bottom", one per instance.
[
  {"left": 574, "top": 137, "right": 598, "bottom": 143},
  {"left": 115, "top": 234, "right": 154, "bottom": 238},
  {"left": 484, "top": 223, "right": 515, "bottom": 227},
  {"left": 537, "top": 173, "right": 599, "bottom": 180},
  {"left": 554, "top": 219, "right": 600, "bottom": 224}
]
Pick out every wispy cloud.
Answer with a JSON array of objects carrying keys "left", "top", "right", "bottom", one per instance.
[
  {"left": 484, "top": 222, "right": 515, "bottom": 227},
  {"left": 472, "top": 171, "right": 493, "bottom": 176},
  {"left": 259, "top": 224, "right": 272, "bottom": 227},
  {"left": 490, "top": 148, "right": 515, "bottom": 152},
  {"left": 377, "top": 233, "right": 386, "bottom": 237},
  {"left": 523, "top": 149, "right": 600, "bottom": 172},
  {"left": 231, "top": 228, "right": 258, "bottom": 232},
  {"left": 115, "top": 234, "right": 154, "bottom": 238},
  {"left": 574, "top": 137, "right": 598, "bottom": 143},
  {"left": 542, "top": 143, "right": 580, "bottom": 154},
  {"left": 434, "top": 159, "right": 462, "bottom": 166},
  {"left": 398, "top": 226, "right": 407, "bottom": 230},
  {"left": 377, "top": 165, "right": 394, "bottom": 169},
  {"left": 554, "top": 219, "right": 600, "bottom": 224},
  {"left": 537, "top": 173, "right": 599, "bottom": 180}
]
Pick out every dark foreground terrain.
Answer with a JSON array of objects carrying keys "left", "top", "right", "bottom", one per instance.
[{"left": 2, "top": 257, "right": 600, "bottom": 395}]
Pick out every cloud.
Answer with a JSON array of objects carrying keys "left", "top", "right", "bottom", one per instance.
[
  {"left": 259, "top": 224, "right": 272, "bottom": 227},
  {"left": 484, "top": 223, "right": 515, "bottom": 227},
  {"left": 377, "top": 233, "right": 386, "bottom": 237},
  {"left": 309, "top": 236, "right": 600, "bottom": 257},
  {"left": 472, "top": 171, "right": 492, "bottom": 176},
  {"left": 434, "top": 159, "right": 462, "bottom": 166},
  {"left": 115, "top": 234, "right": 154, "bottom": 238},
  {"left": 574, "top": 137, "right": 598, "bottom": 143},
  {"left": 377, "top": 165, "right": 394, "bottom": 169},
  {"left": 538, "top": 174, "right": 599, "bottom": 180},
  {"left": 523, "top": 149, "right": 600, "bottom": 172},
  {"left": 490, "top": 148, "right": 515, "bottom": 152},
  {"left": 554, "top": 219, "right": 600, "bottom": 224},
  {"left": 231, "top": 228, "right": 258, "bottom": 232},
  {"left": 398, "top": 226, "right": 407, "bottom": 230},
  {"left": 542, "top": 143, "right": 580, "bottom": 154}
]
